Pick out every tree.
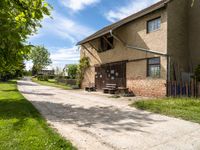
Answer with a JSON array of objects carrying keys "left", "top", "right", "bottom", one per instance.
[
  {"left": 67, "top": 65, "right": 78, "bottom": 79},
  {"left": 77, "top": 57, "right": 90, "bottom": 86},
  {"left": 0, "top": 0, "right": 51, "bottom": 80},
  {"left": 30, "top": 46, "right": 52, "bottom": 75}
]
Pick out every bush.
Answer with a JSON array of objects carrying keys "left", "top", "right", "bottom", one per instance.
[
  {"left": 37, "top": 75, "right": 49, "bottom": 81},
  {"left": 67, "top": 64, "right": 78, "bottom": 79}
]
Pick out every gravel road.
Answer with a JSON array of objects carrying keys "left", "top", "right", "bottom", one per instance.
[{"left": 18, "top": 79, "right": 200, "bottom": 150}]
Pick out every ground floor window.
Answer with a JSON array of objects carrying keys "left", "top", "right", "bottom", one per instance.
[{"left": 147, "top": 57, "right": 160, "bottom": 78}]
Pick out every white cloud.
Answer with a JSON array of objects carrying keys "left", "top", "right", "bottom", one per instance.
[
  {"left": 25, "top": 61, "right": 33, "bottom": 70},
  {"left": 50, "top": 46, "right": 80, "bottom": 68},
  {"left": 105, "top": 0, "right": 161, "bottom": 23},
  {"left": 51, "top": 46, "right": 80, "bottom": 62},
  {"left": 29, "top": 11, "right": 94, "bottom": 44},
  {"left": 60, "top": 0, "right": 100, "bottom": 11}
]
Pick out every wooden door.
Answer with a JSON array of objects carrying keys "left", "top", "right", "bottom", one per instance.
[{"left": 95, "top": 61, "right": 126, "bottom": 89}]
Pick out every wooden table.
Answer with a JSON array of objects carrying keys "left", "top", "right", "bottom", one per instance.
[{"left": 117, "top": 87, "right": 129, "bottom": 94}]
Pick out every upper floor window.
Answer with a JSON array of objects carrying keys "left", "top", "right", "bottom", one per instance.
[
  {"left": 147, "top": 17, "right": 161, "bottom": 33},
  {"left": 147, "top": 57, "right": 160, "bottom": 78},
  {"left": 100, "top": 35, "right": 114, "bottom": 52}
]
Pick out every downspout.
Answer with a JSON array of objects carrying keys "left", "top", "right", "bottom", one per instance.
[{"left": 167, "top": 55, "right": 171, "bottom": 97}]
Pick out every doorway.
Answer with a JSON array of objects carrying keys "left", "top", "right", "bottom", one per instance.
[{"left": 95, "top": 61, "right": 126, "bottom": 89}]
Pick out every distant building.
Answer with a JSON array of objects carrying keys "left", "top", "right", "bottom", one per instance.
[{"left": 38, "top": 69, "right": 55, "bottom": 76}]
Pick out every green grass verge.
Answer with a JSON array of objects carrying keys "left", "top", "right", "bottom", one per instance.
[
  {"left": 0, "top": 81, "right": 76, "bottom": 150},
  {"left": 133, "top": 98, "right": 200, "bottom": 124},
  {"left": 32, "top": 78, "right": 72, "bottom": 90}
]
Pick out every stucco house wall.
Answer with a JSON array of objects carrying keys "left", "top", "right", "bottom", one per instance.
[
  {"left": 167, "top": 0, "right": 189, "bottom": 74},
  {"left": 80, "top": 0, "right": 200, "bottom": 97},
  {"left": 188, "top": 0, "right": 200, "bottom": 70},
  {"left": 81, "top": 8, "right": 168, "bottom": 97}
]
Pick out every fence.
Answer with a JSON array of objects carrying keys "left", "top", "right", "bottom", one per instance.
[{"left": 167, "top": 79, "right": 199, "bottom": 97}]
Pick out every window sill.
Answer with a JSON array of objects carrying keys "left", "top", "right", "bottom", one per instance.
[{"left": 147, "top": 28, "right": 161, "bottom": 34}]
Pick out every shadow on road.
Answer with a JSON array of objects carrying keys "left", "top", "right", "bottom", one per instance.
[
  {"left": 18, "top": 81, "right": 38, "bottom": 87},
  {"left": 21, "top": 91, "right": 55, "bottom": 96},
  {"left": 31, "top": 101, "right": 167, "bottom": 133}
]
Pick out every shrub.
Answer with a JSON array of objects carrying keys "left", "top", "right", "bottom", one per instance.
[
  {"left": 37, "top": 75, "right": 49, "bottom": 81},
  {"left": 76, "top": 57, "right": 90, "bottom": 86},
  {"left": 67, "top": 64, "right": 78, "bottom": 79}
]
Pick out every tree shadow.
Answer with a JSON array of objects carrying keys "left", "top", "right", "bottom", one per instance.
[
  {"left": 17, "top": 81, "right": 38, "bottom": 86},
  {"left": 20, "top": 91, "right": 54, "bottom": 96},
  {"left": 1, "top": 89, "right": 18, "bottom": 92},
  {"left": 0, "top": 99, "right": 42, "bottom": 131},
  {"left": 30, "top": 101, "right": 167, "bottom": 133}
]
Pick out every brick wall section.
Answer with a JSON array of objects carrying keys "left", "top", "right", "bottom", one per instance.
[{"left": 127, "top": 78, "right": 166, "bottom": 97}]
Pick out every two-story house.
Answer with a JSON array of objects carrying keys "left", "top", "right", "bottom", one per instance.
[{"left": 77, "top": 0, "right": 200, "bottom": 97}]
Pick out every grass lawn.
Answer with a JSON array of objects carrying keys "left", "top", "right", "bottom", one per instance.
[
  {"left": 0, "top": 81, "right": 76, "bottom": 150},
  {"left": 133, "top": 98, "right": 200, "bottom": 124},
  {"left": 32, "top": 78, "right": 72, "bottom": 90}
]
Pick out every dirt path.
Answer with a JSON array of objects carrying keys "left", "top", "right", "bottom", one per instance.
[{"left": 17, "top": 79, "right": 200, "bottom": 150}]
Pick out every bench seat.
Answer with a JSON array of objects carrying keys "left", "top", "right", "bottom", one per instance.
[{"left": 103, "top": 84, "right": 117, "bottom": 94}]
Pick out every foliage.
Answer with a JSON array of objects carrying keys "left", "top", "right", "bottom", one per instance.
[
  {"left": 195, "top": 65, "right": 200, "bottom": 81},
  {"left": 0, "top": 81, "right": 75, "bottom": 149},
  {"left": 133, "top": 98, "right": 200, "bottom": 124},
  {"left": 37, "top": 74, "right": 49, "bottom": 81},
  {"left": 0, "top": 0, "right": 51, "bottom": 80},
  {"left": 67, "top": 64, "right": 78, "bottom": 79},
  {"left": 23, "top": 70, "right": 32, "bottom": 76},
  {"left": 76, "top": 57, "right": 90, "bottom": 86},
  {"left": 29, "top": 46, "right": 52, "bottom": 75},
  {"left": 32, "top": 78, "right": 72, "bottom": 90}
]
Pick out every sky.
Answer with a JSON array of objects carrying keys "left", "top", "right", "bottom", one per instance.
[{"left": 27, "top": 0, "right": 160, "bottom": 70}]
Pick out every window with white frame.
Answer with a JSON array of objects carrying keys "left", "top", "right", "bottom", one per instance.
[{"left": 147, "top": 17, "right": 161, "bottom": 33}]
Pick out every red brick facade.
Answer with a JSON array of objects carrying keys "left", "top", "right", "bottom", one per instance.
[{"left": 127, "top": 78, "right": 167, "bottom": 97}]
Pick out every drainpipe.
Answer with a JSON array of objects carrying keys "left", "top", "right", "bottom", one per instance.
[
  {"left": 167, "top": 55, "right": 171, "bottom": 97},
  {"left": 109, "top": 30, "right": 168, "bottom": 56}
]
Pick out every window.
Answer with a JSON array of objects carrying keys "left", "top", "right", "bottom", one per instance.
[
  {"left": 147, "top": 57, "right": 160, "bottom": 78},
  {"left": 100, "top": 35, "right": 114, "bottom": 52},
  {"left": 147, "top": 17, "right": 161, "bottom": 33}
]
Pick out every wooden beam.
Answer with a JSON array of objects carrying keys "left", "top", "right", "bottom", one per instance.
[
  {"left": 88, "top": 42, "right": 99, "bottom": 52},
  {"left": 103, "top": 36, "right": 114, "bottom": 49},
  {"left": 82, "top": 44, "right": 101, "bottom": 64}
]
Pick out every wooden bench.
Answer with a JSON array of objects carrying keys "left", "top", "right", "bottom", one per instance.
[{"left": 103, "top": 84, "right": 118, "bottom": 94}]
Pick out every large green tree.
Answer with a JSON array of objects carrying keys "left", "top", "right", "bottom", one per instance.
[
  {"left": 0, "top": 0, "right": 51, "bottom": 80},
  {"left": 67, "top": 64, "right": 78, "bottom": 79},
  {"left": 30, "top": 46, "right": 52, "bottom": 75}
]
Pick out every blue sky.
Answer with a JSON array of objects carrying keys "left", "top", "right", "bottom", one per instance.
[{"left": 27, "top": 0, "right": 160, "bottom": 70}]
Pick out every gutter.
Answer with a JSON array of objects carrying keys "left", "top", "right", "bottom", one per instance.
[{"left": 110, "top": 30, "right": 168, "bottom": 56}]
